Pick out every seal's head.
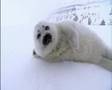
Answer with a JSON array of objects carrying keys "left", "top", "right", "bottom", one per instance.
[{"left": 34, "top": 21, "right": 59, "bottom": 58}]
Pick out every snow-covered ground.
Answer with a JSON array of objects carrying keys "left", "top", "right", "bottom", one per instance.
[
  {"left": 1, "top": 24, "right": 112, "bottom": 90},
  {"left": 1, "top": 0, "right": 112, "bottom": 89}
]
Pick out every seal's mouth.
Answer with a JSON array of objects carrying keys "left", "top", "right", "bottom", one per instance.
[{"left": 42, "top": 33, "right": 52, "bottom": 46}]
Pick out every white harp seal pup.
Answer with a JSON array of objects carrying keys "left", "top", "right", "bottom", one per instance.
[{"left": 33, "top": 21, "right": 112, "bottom": 71}]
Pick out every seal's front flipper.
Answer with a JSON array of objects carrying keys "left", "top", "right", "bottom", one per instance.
[
  {"left": 33, "top": 49, "right": 41, "bottom": 58},
  {"left": 33, "top": 50, "right": 36, "bottom": 55}
]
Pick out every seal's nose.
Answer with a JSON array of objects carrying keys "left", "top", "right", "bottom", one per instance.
[{"left": 42, "top": 33, "right": 52, "bottom": 46}]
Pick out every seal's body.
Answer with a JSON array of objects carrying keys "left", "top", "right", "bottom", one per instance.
[{"left": 33, "top": 21, "right": 112, "bottom": 71}]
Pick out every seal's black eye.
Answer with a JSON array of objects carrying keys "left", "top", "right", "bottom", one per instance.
[
  {"left": 45, "top": 26, "right": 49, "bottom": 30},
  {"left": 37, "top": 33, "right": 41, "bottom": 39}
]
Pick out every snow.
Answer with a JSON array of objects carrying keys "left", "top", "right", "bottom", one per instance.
[
  {"left": 1, "top": 24, "right": 112, "bottom": 90},
  {"left": 1, "top": 0, "right": 112, "bottom": 89}
]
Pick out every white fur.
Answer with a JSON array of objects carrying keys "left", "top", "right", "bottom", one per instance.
[{"left": 34, "top": 21, "right": 112, "bottom": 71}]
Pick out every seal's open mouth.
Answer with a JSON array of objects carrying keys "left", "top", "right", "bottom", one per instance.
[{"left": 42, "top": 33, "right": 52, "bottom": 46}]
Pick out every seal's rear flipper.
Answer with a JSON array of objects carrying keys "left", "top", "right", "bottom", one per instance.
[
  {"left": 98, "top": 57, "right": 112, "bottom": 72},
  {"left": 104, "top": 48, "right": 112, "bottom": 60}
]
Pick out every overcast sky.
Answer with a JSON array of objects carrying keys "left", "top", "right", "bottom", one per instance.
[{"left": 2, "top": 0, "right": 109, "bottom": 26}]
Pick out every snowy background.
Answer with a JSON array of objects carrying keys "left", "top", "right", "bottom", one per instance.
[{"left": 1, "top": 0, "right": 112, "bottom": 90}]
